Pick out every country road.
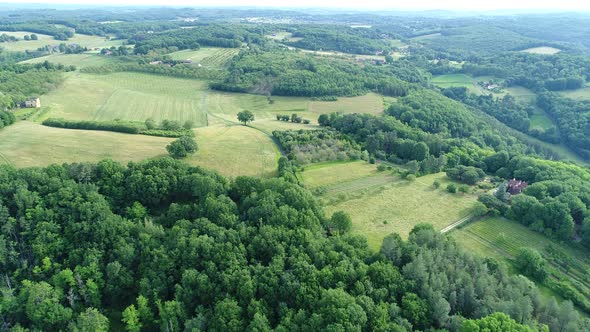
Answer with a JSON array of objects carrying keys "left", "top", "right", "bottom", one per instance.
[{"left": 440, "top": 214, "right": 473, "bottom": 233}]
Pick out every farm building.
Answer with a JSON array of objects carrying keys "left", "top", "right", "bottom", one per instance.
[
  {"left": 507, "top": 178, "right": 527, "bottom": 195},
  {"left": 21, "top": 97, "right": 41, "bottom": 108}
]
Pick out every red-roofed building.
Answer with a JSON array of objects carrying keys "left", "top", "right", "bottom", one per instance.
[{"left": 507, "top": 178, "right": 527, "bottom": 195}]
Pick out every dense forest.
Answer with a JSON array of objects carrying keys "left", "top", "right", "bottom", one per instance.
[{"left": 1, "top": 159, "right": 588, "bottom": 331}]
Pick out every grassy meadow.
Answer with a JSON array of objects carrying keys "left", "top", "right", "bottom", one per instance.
[
  {"left": 39, "top": 72, "right": 209, "bottom": 125},
  {"left": 0, "top": 31, "right": 123, "bottom": 52},
  {"left": 167, "top": 47, "right": 239, "bottom": 67},
  {"left": 520, "top": 46, "right": 561, "bottom": 55},
  {"left": 20, "top": 53, "right": 121, "bottom": 68},
  {"left": 302, "top": 162, "right": 480, "bottom": 249},
  {"left": 186, "top": 124, "right": 279, "bottom": 178},
  {"left": 530, "top": 107, "right": 555, "bottom": 130},
  {"left": 0, "top": 121, "right": 172, "bottom": 167},
  {"left": 431, "top": 74, "right": 481, "bottom": 94},
  {"left": 559, "top": 87, "right": 590, "bottom": 100},
  {"left": 452, "top": 217, "right": 590, "bottom": 311}
]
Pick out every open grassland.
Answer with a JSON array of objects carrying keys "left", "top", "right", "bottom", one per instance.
[
  {"left": 410, "top": 32, "right": 442, "bottom": 40},
  {"left": 559, "top": 87, "right": 590, "bottom": 100},
  {"left": 301, "top": 160, "right": 381, "bottom": 189},
  {"left": 432, "top": 74, "right": 481, "bottom": 94},
  {"left": 0, "top": 31, "right": 123, "bottom": 52},
  {"left": 39, "top": 72, "right": 209, "bottom": 125},
  {"left": 505, "top": 86, "right": 537, "bottom": 103},
  {"left": 166, "top": 47, "right": 239, "bottom": 67},
  {"left": 0, "top": 121, "right": 171, "bottom": 168},
  {"left": 205, "top": 90, "right": 383, "bottom": 127},
  {"left": 303, "top": 165, "right": 480, "bottom": 249},
  {"left": 520, "top": 46, "right": 561, "bottom": 55},
  {"left": 452, "top": 217, "right": 590, "bottom": 311},
  {"left": 20, "top": 53, "right": 120, "bottom": 68},
  {"left": 266, "top": 31, "right": 302, "bottom": 42},
  {"left": 530, "top": 107, "right": 555, "bottom": 130},
  {"left": 186, "top": 124, "right": 279, "bottom": 178},
  {"left": 308, "top": 93, "right": 383, "bottom": 115}
]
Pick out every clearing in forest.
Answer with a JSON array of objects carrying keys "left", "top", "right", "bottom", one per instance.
[
  {"left": 0, "top": 121, "right": 172, "bottom": 168},
  {"left": 302, "top": 163, "right": 480, "bottom": 250},
  {"left": 166, "top": 47, "right": 240, "bottom": 67},
  {"left": 186, "top": 124, "right": 280, "bottom": 178},
  {"left": 520, "top": 46, "right": 561, "bottom": 55},
  {"left": 0, "top": 31, "right": 123, "bottom": 52}
]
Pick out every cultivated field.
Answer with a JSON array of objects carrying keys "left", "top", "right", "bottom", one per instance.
[
  {"left": 520, "top": 46, "right": 561, "bottom": 55},
  {"left": 186, "top": 124, "right": 279, "bottom": 178},
  {"left": 303, "top": 163, "right": 480, "bottom": 249},
  {"left": 20, "top": 53, "right": 120, "bottom": 68},
  {"left": 0, "top": 31, "right": 123, "bottom": 52},
  {"left": 39, "top": 72, "right": 209, "bottom": 125},
  {"left": 166, "top": 47, "right": 240, "bottom": 67},
  {"left": 0, "top": 121, "right": 171, "bottom": 167}
]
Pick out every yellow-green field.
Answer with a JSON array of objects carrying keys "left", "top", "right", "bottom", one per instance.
[
  {"left": 520, "top": 46, "right": 561, "bottom": 55},
  {"left": 39, "top": 72, "right": 209, "bottom": 125},
  {"left": 20, "top": 53, "right": 121, "bottom": 68},
  {"left": 0, "top": 31, "right": 123, "bottom": 52},
  {"left": 186, "top": 124, "right": 279, "bottom": 178},
  {"left": 0, "top": 121, "right": 172, "bottom": 167},
  {"left": 302, "top": 162, "right": 480, "bottom": 249},
  {"left": 167, "top": 47, "right": 239, "bottom": 67}
]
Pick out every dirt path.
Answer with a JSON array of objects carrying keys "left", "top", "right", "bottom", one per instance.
[{"left": 440, "top": 214, "right": 472, "bottom": 233}]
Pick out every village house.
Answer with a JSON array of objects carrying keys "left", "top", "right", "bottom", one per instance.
[
  {"left": 21, "top": 97, "right": 41, "bottom": 108},
  {"left": 507, "top": 178, "right": 527, "bottom": 195}
]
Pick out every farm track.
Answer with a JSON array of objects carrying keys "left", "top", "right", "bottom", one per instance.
[
  {"left": 440, "top": 215, "right": 473, "bottom": 233},
  {"left": 320, "top": 173, "right": 397, "bottom": 196}
]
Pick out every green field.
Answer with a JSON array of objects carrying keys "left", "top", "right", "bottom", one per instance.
[
  {"left": 20, "top": 53, "right": 120, "bottom": 68},
  {"left": 39, "top": 72, "right": 209, "bottom": 125},
  {"left": 302, "top": 163, "right": 480, "bottom": 249},
  {"left": 431, "top": 74, "right": 481, "bottom": 94},
  {"left": 559, "top": 87, "right": 590, "bottom": 100},
  {"left": 520, "top": 46, "right": 561, "bottom": 55},
  {"left": 530, "top": 107, "right": 555, "bottom": 130},
  {"left": 452, "top": 217, "right": 590, "bottom": 311},
  {"left": 166, "top": 47, "right": 240, "bottom": 67},
  {"left": 0, "top": 121, "right": 172, "bottom": 167},
  {"left": 186, "top": 124, "right": 279, "bottom": 178},
  {"left": 0, "top": 31, "right": 123, "bottom": 52},
  {"left": 410, "top": 33, "right": 442, "bottom": 40},
  {"left": 504, "top": 86, "right": 537, "bottom": 104},
  {"left": 301, "top": 160, "right": 382, "bottom": 189}
]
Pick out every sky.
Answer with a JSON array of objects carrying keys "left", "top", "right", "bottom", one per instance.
[{"left": 4, "top": 0, "right": 590, "bottom": 11}]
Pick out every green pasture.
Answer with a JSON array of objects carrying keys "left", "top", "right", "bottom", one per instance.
[
  {"left": 0, "top": 121, "right": 171, "bottom": 168},
  {"left": 38, "top": 72, "right": 209, "bottom": 125},
  {"left": 559, "top": 87, "right": 590, "bottom": 100},
  {"left": 166, "top": 47, "right": 239, "bottom": 67},
  {"left": 0, "top": 31, "right": 123, "bottom": 52},
  {"left": 431, "top": 74, "right": 480, "bottom": 94},
  {"left": 520, "top": 46, "right": 561, "bottom": 55},
  {"left": 20, "top": 53, "right": 121, "bottom": 68},
  {"left": 303, "top": 165, "right": 480, "bottom": 250},
  {"left": 186, "top": 124, "right": 279, "bottom": 178}
]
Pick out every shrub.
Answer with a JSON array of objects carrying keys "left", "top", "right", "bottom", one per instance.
[
  {"left": 406, "top": 174, "right": 416, "bottom": 181},
  {"left": 447, "top": 184, "right": 457, "bottom": 193},
  {"left": 166, "top": 136, "right": 198, "bottom": 158},
  {"left": 433, "top": 180, "right": 441, "bottom": 189}
]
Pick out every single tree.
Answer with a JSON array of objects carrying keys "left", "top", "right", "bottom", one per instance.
[{"left": 237, "top": 110, "right": 254, "bottom": 125}]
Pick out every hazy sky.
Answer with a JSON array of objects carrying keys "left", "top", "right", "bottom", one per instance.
[{"left": 4, "top": 0, "right": 590, "bottom": 11}]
